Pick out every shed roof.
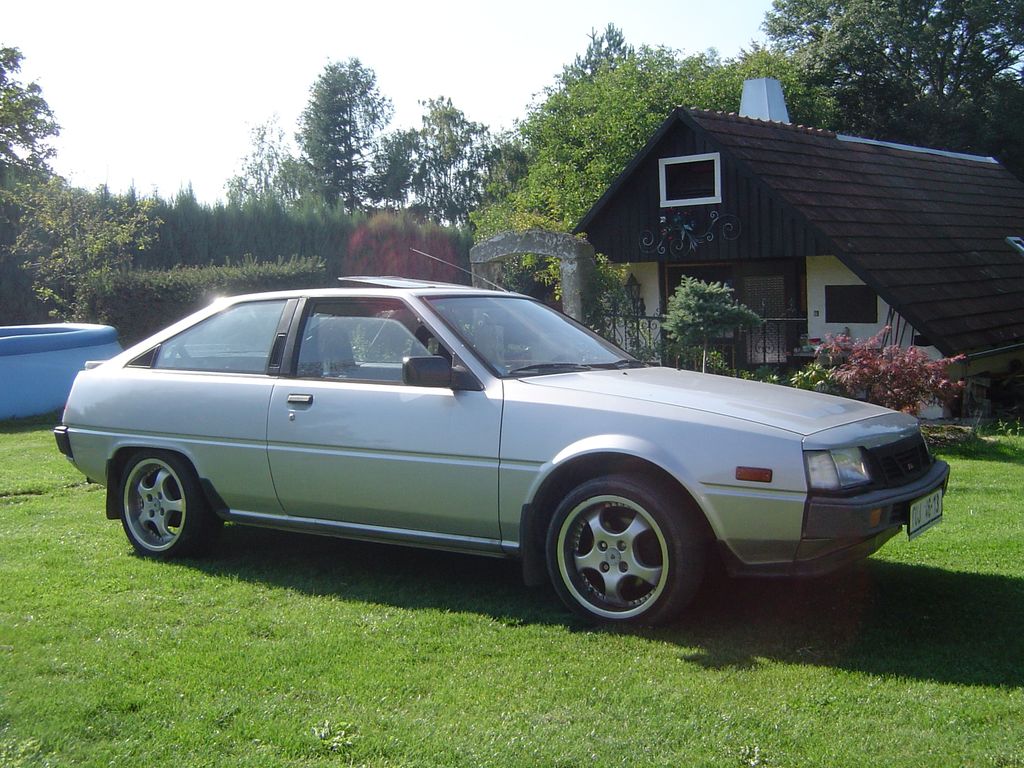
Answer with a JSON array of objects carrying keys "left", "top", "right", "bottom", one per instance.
[{"left": 578, "top": 108, "right": 1024, "bottom": 357}]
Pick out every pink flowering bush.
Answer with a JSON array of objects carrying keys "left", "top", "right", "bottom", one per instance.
[{"left": 819, "top": 328, "right": 964, "bottom": 416}]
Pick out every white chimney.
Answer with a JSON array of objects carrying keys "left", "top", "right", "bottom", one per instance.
[{"left": 739, "top": 78, "right": 790, "bottom": 123}]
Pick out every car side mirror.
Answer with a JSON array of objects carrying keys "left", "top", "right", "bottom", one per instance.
[
  {"left": 402, "top": 355, "right": 455, "bottom": 389},
  {"left": 402, "top": 355, "right": 483, "bottom": 391}
]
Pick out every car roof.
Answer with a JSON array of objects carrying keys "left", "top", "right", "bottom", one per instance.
[
  {"left": 336, "top": 276, "right": 472, "bottom": 289},
  {"left": 218, "top": 278, "right": 517, "bottom": 305}
]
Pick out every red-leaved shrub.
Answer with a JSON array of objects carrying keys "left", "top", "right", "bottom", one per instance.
[{"left": 820, "top": 328, "right": 964, "bottom": 415}]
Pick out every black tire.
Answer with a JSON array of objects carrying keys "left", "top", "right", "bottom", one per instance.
[
  {"left": 119, "top": 450, "right": 221, "bottom": 558},
  {"left": 545, "top": 474, "right": 707, "bottom": 625}
]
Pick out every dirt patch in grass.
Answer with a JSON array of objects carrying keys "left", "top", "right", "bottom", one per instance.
[{"left": 920, "top": 423, "right": 979, "bottom": 450}]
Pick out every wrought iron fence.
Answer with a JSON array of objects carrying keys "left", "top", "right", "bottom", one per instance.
[
  {"left": 597, "top": 315, "right": 664, "bottom": 363},
  {"left": 597, "top": 314, "right": 809, "bottom": 369},
  {"left": 740, "top": 318, "right": 809, "bottom": 367}
]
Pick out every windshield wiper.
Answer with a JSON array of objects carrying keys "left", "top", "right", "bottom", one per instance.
[
  {"left": 506, "top": 362, "right": 595, "bottom": 376},
  {"left": 588, "top": 359, "right": 647, "bottom": 370}
]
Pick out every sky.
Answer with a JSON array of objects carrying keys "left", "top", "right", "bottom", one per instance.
[{"left": 6, "top": 0, "right": 774, "bottom": 204}]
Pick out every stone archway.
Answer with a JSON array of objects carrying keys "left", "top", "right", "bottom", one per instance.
[{"left": 469, "top": 230, "right": 596, "bottom": 321}]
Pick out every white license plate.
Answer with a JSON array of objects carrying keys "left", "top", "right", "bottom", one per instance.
[{"left": 908, "top": 488, "right": 943, "bottom": 539}]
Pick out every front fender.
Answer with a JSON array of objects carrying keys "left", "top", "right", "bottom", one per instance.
[
  {"left": 545, "top": 433, "right": 709, "bottom": 512},
  {"left": 513, "top": 432, "right": 719, "bottom": 539}
]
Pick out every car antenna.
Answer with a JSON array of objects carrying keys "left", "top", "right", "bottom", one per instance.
[{"left": 409, "top": 248, "right": 509, "bottom": 292}]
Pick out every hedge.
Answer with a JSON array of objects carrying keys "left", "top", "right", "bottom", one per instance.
[{"left": 75, "top": 257, "right": 329, "bottom": 344}]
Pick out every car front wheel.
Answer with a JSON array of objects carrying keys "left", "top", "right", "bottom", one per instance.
[
  {"left": 119, "top": 451, "right": 220, "bottom": 558},
  {"left": 546, "top": 475, "right": 707, "bottom": 625}
]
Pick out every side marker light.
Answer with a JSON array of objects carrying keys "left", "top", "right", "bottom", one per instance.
[{"left": 735, "top": 466, "right": 773, "bottom": 483}]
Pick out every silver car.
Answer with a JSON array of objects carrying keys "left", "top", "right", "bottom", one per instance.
[{"left": 54, "top": 278, "right": 949, "bottom": 625}]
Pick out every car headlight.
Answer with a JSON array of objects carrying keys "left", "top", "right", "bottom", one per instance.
[{"left": 805, "top": 447, "right": 872, "bottom": 491}]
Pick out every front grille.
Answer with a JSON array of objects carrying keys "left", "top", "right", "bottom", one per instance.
[{"left": 867, "top": 435, "right": 932, "bottom": 487}]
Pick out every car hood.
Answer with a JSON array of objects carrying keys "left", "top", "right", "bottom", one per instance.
[{"left": 518, "top": 366, "right": 900, "bottom": 437}]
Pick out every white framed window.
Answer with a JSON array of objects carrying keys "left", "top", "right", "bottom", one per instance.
[
  {"left": 1007, "top": 236, "right": 1024, "bottom": 255},
  {"left": 659, "top": 153, "right": 722, "bottom": 207}
]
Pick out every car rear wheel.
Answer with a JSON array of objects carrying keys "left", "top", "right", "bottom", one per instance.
[
  {"left": 546, "top": 475, "right": 707, "bottom": 625},
  {"left": 119, "top": 451, "right": 220, "bottom": 558}
]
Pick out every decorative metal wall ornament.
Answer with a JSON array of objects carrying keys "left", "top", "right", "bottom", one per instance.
[{"left": 640, "top": 210, "right": 741, "bottom": 258}]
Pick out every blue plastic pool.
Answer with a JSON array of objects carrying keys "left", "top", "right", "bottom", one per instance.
[{"left": 0, "top": 324, "right": 122, "bottom": 420}]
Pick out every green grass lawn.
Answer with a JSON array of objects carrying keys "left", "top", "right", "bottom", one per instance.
[{"left": 1, "top": 417, "right": 1022, "bottom": 767}]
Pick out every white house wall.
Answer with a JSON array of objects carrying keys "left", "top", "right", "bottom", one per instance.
[
  {"left": 806, "top": 255, "right": 892, "bottom": 343},
  {"left": 806, "top": 255, "right": 946, "bottom": 417},
  {"left": 624, "top": 262, "right": 663, "bottom": 316}
]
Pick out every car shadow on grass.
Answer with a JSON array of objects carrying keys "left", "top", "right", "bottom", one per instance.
[
  {"left": 192, "top": 523, "right": 565, "bottom": 624},
  {"left": 188, "top": 524, "right": 1022, "bottom": 688},
  {"left": 669, "top": 561, "right": 1024, "bottom": 687}
]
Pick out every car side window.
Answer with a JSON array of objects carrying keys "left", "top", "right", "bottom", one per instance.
[
  {"left": 295, "top": 298, "right": 434, "bottom": 383},
  {"left": 153, "top": 300, "right": 287, "bottom": 374}
]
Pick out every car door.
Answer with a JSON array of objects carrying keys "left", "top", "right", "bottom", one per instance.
[{"left": 266, "top": 297, "right": 503, "bottom": 542}]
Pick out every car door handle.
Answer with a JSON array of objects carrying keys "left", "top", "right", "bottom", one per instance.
[{"left": 286, "top": 393, "right": 314, "bottom": 405}]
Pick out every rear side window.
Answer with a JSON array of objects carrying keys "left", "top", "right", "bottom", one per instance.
[{"left": 154, "top": 300, "right": 287, "bottom": 374}]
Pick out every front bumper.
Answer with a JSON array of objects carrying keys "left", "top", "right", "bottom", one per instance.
[
  {"left": 802, "top": 459, "right": 950, "bottom": 538},
  {"left": 724, "top": 459, "right": 950, "bottom": 578},
  {"left": 794, "top": 458, "right": 950, "bottom": 573}
]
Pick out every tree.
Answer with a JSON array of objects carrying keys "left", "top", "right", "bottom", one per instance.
[
  {"left": 13, "top": 179, "right": 160, "bottom": 318},
  {"left": 472, "top": 40, "right": 832, "bottom": 238},
  {"left": 367, "top": 98, "right": 497, "bottom": 226},
  {"left": 561, "top": 23, "right": 634, "bottom": 83},
  {"left": 226, "top": 117, "right": 313, "bottom": 206},
  {"left": 663, "top": 277, "right": 761, "bottom": 373},
  {"left": 1, "top": 46, "right": 60, "bottom": 322},
  {"left": 763, "top": 0, "right": 1024, "bottom": 173},
  {"left": 475, "top": 44, "right": 703, "bottom": 234},
  {"left": 0, "top": 46, "right": 59, "bottom": 182},
  {"left": 297, "top": 59, "right": 393, "bottom": 211},
  {"left": 696, "top": 46, "right": 837, "bottom": 129},
  {"left": 479, "top": 130, "right": 530, "bottom": 207},
  {"left": 410, "top": 97, "right": 492, "bottom": 226},
  {"left": 367, "top": 127, "right": 417, "bottom": 210}
]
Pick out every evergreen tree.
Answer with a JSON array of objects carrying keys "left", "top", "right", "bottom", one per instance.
[
  {"left": 562, "top": 23, "right": 634, "bottom": 83},
  {"left": 663, "top": 277, "right": 761, "bottom": 373},
  {"left": 297, "top": 59, "right": 393, "bottom": 211},
  {"left": 367, "top": 128, "right": 417, "bottom": 210}
]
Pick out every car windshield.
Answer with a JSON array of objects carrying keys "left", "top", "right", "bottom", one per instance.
[{"left": 426, "top": 295, "right": 640, "bottom": 377}]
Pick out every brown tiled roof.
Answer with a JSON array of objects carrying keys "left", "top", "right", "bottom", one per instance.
[{"left": 685, "top": 109, "right": 1024, "bottom": 356}]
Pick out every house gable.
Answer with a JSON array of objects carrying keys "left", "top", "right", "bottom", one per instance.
[
  {"left": 578, "top": 109, "right": 831, "bottom": 268},
  {"left": 577, "top": 108, "right": 1024, "bottom": 357}
]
